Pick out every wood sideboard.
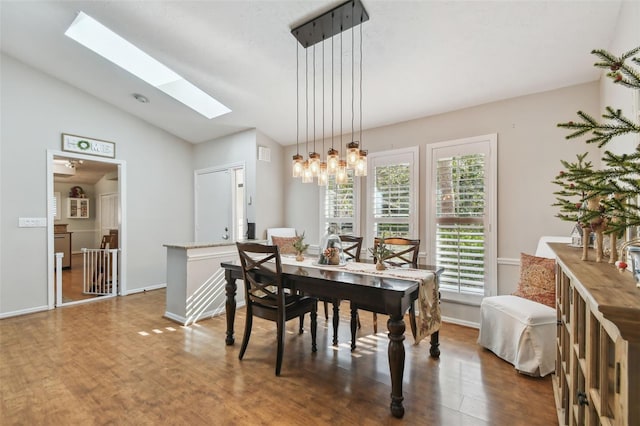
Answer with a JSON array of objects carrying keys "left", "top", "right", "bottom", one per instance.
[{"left": 550, "top": 243, "right": 640, "bottom": 426}]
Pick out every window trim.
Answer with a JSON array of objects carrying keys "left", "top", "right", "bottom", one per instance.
[
  {"left": 366, "top": 146, "right": 419, "bottom": 250},
  {"left": 426, "top": 134, "right": 497, "bottom": 304}
]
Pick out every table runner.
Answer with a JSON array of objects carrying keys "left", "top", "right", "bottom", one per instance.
[{"left": 280, "top": 256, "right": 441, "bottom": 344}]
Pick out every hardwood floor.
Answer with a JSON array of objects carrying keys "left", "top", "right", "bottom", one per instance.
[
  {"left": 0, "top": 290, "right": 558, "bottom": 425},
  {"left": 55, "top": 253, "right": 104, "bottom": 302}
]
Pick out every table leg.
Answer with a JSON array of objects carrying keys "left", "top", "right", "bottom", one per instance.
[
  {"left": 332, "top": 301, "right": 339, "bottom": 346},
  {"left": 350, "top": 305, "right": 358, "bottom": 351},
  {"left": 429, "top": 330, "right": 440, "bottom": 358},
  {"left": 224, "top": 269, "right": 237, "bottom": 346},
  {"left": 387, "top": 315, "right": 405, "bottom": 418}
]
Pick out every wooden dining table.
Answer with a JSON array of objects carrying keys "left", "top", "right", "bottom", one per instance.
[{"left": 220, "top": 259, "right": 442, "bottom": 418}]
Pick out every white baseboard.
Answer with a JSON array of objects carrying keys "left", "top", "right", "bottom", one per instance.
[
  {"left": 0, "top": 304, "right": 49, "bottom": 319},
  {"left": 124, "top": 283, "right": 166, "bottom": 295},
  {"left": 165, "top": 301, "right": 246, "bottom": 326},
  {"left": 442, "top": 315, "right": 479, "bottom": 329}
]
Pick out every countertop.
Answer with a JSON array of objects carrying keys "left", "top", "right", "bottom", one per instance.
[{"left": 164, "top": 239, "right": 266, "bottom": 249}]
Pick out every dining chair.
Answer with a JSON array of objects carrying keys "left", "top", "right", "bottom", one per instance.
[
  {"left": 320, "top": 235, "right": 363, "bottom": 320},
  {"left": 315, "top": 235, "right": 363, "bottom": 346},
  {"left": 356, "top": 237, "right": 420, "bottom": 341},
  {"left": 236, "top": 242, "right": 317, "bottom": 376}
]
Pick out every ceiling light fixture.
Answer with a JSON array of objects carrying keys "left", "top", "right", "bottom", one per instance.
[
  {"left": 65, "top": 12, "right": 230, "bottom": 119},
  {"left": 291, "top": 0, "right": 369, "bottom": 184}
]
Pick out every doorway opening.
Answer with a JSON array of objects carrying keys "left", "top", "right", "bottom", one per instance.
[
  {"left": 47, "top": 150, "right": 126, "bottom": 308},
  {"left": 194, "top": 163, "right": 245, "bottom": 243}
]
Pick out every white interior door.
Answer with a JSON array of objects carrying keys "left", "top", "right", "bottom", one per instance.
[{"left": 196, "top": 169, "right": 232, "bottom": 242}]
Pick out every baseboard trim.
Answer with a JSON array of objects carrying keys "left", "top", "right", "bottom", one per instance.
[
  {"left": 442, "top": 315, "right": 479, "bottom": 329},
  {"left": 125, "top": 283, "right": 166, "bottom": 295},
  {"left": 0, "top": 304, "right": 50, "bottom": 319}
]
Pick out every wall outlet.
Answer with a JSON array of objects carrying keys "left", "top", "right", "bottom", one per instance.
[{"left": 18, "top": 217, "right": 47, "bottom": 228}]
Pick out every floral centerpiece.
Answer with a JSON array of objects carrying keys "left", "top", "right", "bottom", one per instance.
[
  {"left": 369, "top": 240, "right": 394, "bottom": 270},
  {"left": 292, "top": 232, "right": 310, "bottom": 262}
]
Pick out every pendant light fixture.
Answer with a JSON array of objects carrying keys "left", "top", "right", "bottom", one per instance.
[
  {"left": 292, "top": 41, "right": 303, "bottom": 178},
  {"left": 335, "top": 28, "right": 348, "bottom": 185},
  {"left": 354, "top": 18, "right": 367, "bottom": 177},
  {"left": 291, "top": 0, "right": 369, "bottom": 184}
]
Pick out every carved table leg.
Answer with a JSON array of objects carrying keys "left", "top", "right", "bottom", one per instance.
[
  {"left": 224, "top": 269, "right": 237, "bottom": 346},
  {"left": 350, "top": 304, "right": 358, "bottom": 351},
  {"left": 387, "top": 315, "right": 406, "bottom": 418},
  {"left": 429, "top": 331, "right": 440, "bottom": 358},
  {"left": 332, "top": 301, "right": 340, "bottom": 346}
]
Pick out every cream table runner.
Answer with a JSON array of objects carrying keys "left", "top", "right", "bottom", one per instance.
[{"left": 280, "top": 256, "right": 441, "bottom": 345}]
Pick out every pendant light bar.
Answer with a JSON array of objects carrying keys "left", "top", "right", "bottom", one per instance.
[
  {"left": 291, "top": 0, "right": 369, "bottom": 48},
  {"left": 291, "top": 0, "right": 368, "bottom": 184}
]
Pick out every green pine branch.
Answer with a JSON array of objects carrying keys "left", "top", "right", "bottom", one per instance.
[{"left": 552, "top": 46, "right": 640, "bottom": 237}]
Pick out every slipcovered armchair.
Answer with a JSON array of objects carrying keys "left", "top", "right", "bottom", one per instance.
[
  {"left": 478, "top": 236, "right": 571, "bottom": 376},
  {"left": 266, "top": 228, "right": 297, "bottom": 245}
]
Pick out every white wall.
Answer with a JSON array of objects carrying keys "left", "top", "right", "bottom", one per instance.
[
  {"left": 0, "top": 54, "right": 193, "bottom": 316},
  {"left": 600, "top": 1, "right": 640, "bottom": 156},
  {"left": 255, "top": 130, "right": 285, "bottom": 238}
]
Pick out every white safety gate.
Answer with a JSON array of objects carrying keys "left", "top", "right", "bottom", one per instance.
[{"left": 82, "top": 248, "right": 119, "bottom": 296}]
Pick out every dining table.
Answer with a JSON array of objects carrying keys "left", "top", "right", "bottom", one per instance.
[{"left": 220, "top": 256, "right": 443, "bottom": 418}]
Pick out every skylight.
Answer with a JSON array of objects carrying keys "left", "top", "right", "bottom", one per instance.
[{"left": 65, "top": 12, "right": 231, "bottom": 119}]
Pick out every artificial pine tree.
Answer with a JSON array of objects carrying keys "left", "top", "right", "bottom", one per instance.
[{"left": 553, "top": 46, "right": 640, "bottom": 260}]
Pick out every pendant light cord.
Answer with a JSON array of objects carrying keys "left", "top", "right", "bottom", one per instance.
[
  {"left": 296, "top": 39, "right": 299, "bottom": 156},
  {"left": 359, "top": 17, "right": 363, "bottom": 149}
]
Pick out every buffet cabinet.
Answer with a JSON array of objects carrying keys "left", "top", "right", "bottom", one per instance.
[{"left": 550, "top": 243, "right": 640, "bottom": 426}]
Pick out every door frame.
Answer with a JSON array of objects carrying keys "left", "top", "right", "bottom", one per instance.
[
  {"left": 194, "top": 162, "right": 245, "bottom": 242},
  {"left": 46, "top": 149, "right": 127, "bottom": 309}
]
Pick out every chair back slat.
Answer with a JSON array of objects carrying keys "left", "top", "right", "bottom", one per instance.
[
  {"left": 374, "top": 237, "right": 420, "bottom": 267},
  {"left": 339, "top": 235, "right": 363, "bottom": 262},
  {"left": 236, "top": 242, "right": 283, "bottom": 309}
]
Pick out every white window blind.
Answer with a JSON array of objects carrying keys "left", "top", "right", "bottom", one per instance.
[
  {"left": 373, "top": 163, "right": 411, "bottom": 236},
  {"left": 427, "top": 135, "right": 497, "bottom": 301},
  {"left": 436, "top": 154, "right": 486, "bottom": 294},
  {"left": 321, "top": 170, "right": 359, "bottom": 235},
  {"left": 367, "top": 147, "right": 419, "bottom": 245}
]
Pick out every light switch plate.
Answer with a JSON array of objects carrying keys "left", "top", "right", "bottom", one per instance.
[{"left": 18, "top": 217, "right": 47, "bottom": 227}]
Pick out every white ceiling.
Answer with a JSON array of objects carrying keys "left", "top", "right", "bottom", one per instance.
[{"left": 0, "top": 0, "right": 623, "bottom": 145}]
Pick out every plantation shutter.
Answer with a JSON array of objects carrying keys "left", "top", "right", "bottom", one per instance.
[
  {"left": 427, "top": 134, "right": 497, "bottom": 300},
  {"left": 322, "top": 170, "right": 357, "bottom": 235},
  {"left": 435, "top": 154, "right": 486, "bottom": 294},
  {"left": 373, "top": 163, "right": 411, "bottom": 236}
]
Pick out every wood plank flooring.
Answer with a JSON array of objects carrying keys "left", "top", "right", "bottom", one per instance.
[
  {"left": 55, "top": 253, "right": 102, "bottom": 302},
  {"left": 0, "top": 290, "right": 558, "bottom": 425}
]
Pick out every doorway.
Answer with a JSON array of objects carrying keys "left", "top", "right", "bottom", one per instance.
[
  {"left": 194, "top": 163, "right": 245, "bottom": 243},
  {"left": 47, "top": 150, "right": 126, "bottom": 308}
]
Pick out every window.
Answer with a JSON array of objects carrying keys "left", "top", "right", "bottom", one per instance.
[
  {"left": 320, "top": 169, "right": 360, "bottom": 236},
  {"left": 427, "top": 134, "right": 497, "bottom": 303},
  {"left": 367, "top": 147, "right": 419, "bottom": 244}
]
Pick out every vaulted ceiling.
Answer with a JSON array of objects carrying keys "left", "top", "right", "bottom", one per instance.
[{"left": 0, "top": 1, "right": 623, "bottom": 145}]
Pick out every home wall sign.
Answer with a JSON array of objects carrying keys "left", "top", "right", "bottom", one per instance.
[{"left": 61, "top": 133, "right": 116, "bottom": 158}]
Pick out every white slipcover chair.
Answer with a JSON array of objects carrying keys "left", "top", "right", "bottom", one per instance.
[
  {"left": 477, "top": 236, "right": 571, "bottom": 376},
  {"left": 266, "top": 228, "right": 297, "bottom": 245}
]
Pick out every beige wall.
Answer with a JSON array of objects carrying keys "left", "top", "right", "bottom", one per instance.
[{"left": 284, "top": 82, "right": 601, "bottom": 326}]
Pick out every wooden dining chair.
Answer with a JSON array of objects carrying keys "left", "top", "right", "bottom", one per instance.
[
  {"left": 358, "top": 237, "right": 420, "bottom": 340},
  {"left": 320, "top": 235, "right": 363, "bottom": 319},
  {"left": 236, "top": 242, "right": 317, "bottom": 376},
  {"left": 317, "top": 235, "right": 363, "bottom": 346}
]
